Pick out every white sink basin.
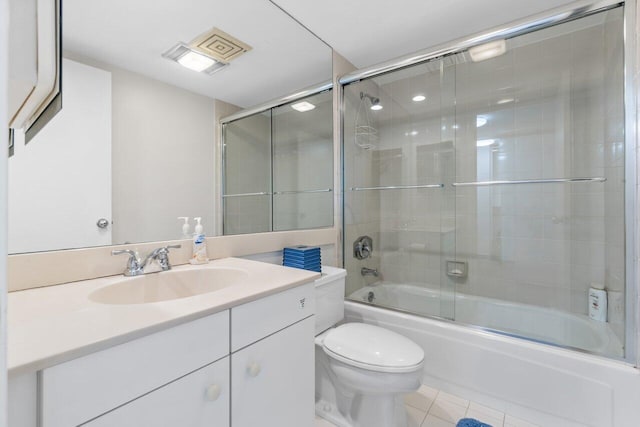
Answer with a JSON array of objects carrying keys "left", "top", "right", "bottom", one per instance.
[{"left": 89, "top": 267, "right": 249, "bottom": 305}]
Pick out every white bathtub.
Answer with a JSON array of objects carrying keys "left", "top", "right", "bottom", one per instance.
[
  {"left": 343, "top": 289, "right": 640, "bottom": 427},
  {"left": 349, "top": 283, "right": 623, "bottom": 357}
]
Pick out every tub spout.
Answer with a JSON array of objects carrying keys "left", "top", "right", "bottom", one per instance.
[{"left": 361, "top": 267, "right": 379, "bottom": 277}]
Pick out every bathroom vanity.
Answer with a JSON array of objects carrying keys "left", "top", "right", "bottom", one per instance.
[{"left": 7, "top": 258, "right": 319, "bottom": 427}]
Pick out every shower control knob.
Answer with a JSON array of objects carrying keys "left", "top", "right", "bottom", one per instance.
[
  {"left": 247, "top": 362, "right": 261, "bottom": 377},
  {"left": 205, "top": 384, "right": 221, "bottom": 401},
  {"left": 354, "top": 236, "right": 373, "bottom": 260}
]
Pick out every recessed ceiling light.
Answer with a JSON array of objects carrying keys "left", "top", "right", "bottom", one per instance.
[
  {"left": 178, "top": 51, "right": 217, "bottom": 72},
  {"left": 412, "top": 95, "right": 426, "bottom": 102},
  {"left": 162, "top": 43, "right": 228, "bottom": 75},
  {"left": 410, "top": 130, "right": 418, "bottom": 136},
  {"left": 291, "top": 101, "right": 316, "bottom": 112},
  {"left": 476, "top": 116, "right": 487, "bottom": 127},
  {"left": 370, "top": 104, "right": 383, "bottom": 111},
  {"left": 452, "top": 124, "right": 459, "bottom": 130},
  {"left": 469, "top": 40, "right": 507, "bottom": 62},
  {"left": 497, "top": 98, "right": 514, "bottom": 105},
  {"left": 476, "top": 139, "right": 496, "bottom": 147}
]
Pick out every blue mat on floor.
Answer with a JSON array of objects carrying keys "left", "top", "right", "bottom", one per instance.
[{"left": 457, "top": 418, "right": 492, "bottom": 427}]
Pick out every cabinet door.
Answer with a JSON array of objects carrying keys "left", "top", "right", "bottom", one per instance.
[
  {"left": 231, "top": 316, "right": 314, "bottom": 427},
  {"left": 85, "top": 357, "right": 229, "bottom": 427}
]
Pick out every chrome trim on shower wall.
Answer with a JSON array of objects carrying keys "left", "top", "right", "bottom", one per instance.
[
  {"left": 622, "top": 0, "right": 638, "bottom": 366},
  {"left": 339, "top": 0, "right": 623, "bottom": 85},
  {"left": 452, "top": 177, "right": 606, "bottom": 187},
  {"left": 220, "top": 80, "right": 333, "bottom": 124},
  {"left": 350, "top": 184, "right": 444, "bottom": 191}
]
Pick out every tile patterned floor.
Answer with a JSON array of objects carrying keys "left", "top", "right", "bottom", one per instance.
[{"left": 315, "top": 385, "right": 540, "bottom": 427}]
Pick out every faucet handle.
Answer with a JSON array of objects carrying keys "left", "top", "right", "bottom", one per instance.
[
  {"left": 112, "top": 249, "right": 138, "bottom": 260},
  {"left": 112, "top": 249, "right": 142, "bottom": 276},
  {"left": 153, "top": 244, "right": 182, "bottom": 270},
  {"left": 155, "top": 244, "right": 181, "bottom": 256}
]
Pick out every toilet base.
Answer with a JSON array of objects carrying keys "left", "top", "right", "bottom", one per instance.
[
  {"left": 315, "top": 344, "right": 417, "bottom": 427},
  {"left": 315, "top": 395, "right": 409, "bottom": 427},
  {"left": 315, "top": 399, "right": 351, "bottom": 427}
]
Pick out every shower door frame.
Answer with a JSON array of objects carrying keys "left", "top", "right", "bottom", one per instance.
[{"left": 339, "top": 0, "right": 639, "bottom": 365}]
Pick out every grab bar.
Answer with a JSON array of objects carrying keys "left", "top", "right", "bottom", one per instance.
[
  {"left": 350, "top": 184, "right": 444, "bottom": 191},
  {"left": 222, "top": 192, "right": 271, "bottom": 198},
  {"left": 273, "top": 188, "right": 333, "bottom": 195},
  {"left": 452, "top": 177, "right": 606, "bottom": 187}
]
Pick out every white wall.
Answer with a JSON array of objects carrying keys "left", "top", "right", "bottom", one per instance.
[{"left": 111, "top": 66, "right": 216, "bottom": 243}]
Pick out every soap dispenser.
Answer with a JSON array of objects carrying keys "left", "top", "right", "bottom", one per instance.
[
  {"left": 178, "top": 217, "right": 190, "bottom": 239},
  {"left": 190, "top": 217, "right": 209, "bottom": 265}
]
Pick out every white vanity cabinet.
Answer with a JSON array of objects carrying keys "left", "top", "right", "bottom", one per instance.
[
  {"left": 84, "top": 357, "right": 230, "bottom": 427},
  {"left": 231, "top": 282, "right": 315, "bottom": 427},
  {"left": 10, "top": 280, "right": 316, "bottom": 427},
  {"left": 40, "top": 311, "right": 230, "bottom": 427},
  {"left": 231, "top": 317, "right": 314, "bottom": 427}
]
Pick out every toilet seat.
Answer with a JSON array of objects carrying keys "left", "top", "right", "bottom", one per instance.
[{"left": 322, "top": 323, "right": 424, "bottom": 373}]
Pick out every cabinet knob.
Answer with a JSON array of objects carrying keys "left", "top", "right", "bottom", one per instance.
[
  {"left": 206, "top": 384, "right": 221, "bottom": 401},
  {"left": 247, "top": 362, "right": 261, "bottom": 377}
]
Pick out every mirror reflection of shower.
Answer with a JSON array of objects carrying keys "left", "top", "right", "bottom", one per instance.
[{"left": 354, "top": 92, "right": 381, "bottom": 149}]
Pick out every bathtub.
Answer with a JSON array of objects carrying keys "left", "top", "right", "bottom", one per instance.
[
  {"left": 344, "top": 286, "right": 640, "bottom": 427},
  {"left": 349, "top": 283, "right": 623, "bottom": 357}
]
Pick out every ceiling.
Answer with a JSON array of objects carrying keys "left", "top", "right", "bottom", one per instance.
[
  {"left": 271, "top": 0, "right": 580, "bottom": 69},
  {"left": 65, "top": 0, "right": 590, "bottom": 109},
  {"left": 63, "top": 0, "right": 332, "bottom": 108}
]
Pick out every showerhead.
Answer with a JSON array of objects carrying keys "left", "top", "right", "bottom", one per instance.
[{"left": 360, "top": 92, "right": 380, "bottom": 105}]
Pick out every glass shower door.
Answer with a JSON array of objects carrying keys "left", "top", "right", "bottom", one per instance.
[
  {"left": 222, "top": 111, "right": 272, "bottom": 235},
  {"left": 451, "top": 7, "right": 625, "bottom": 357},
  {"left": 272, "top": 90, "right": 334, "bottom": 231},
  {"left": 343, "top": 57, "right": 457, "bottom": 320},
  {"left": 342, "top": 4, "right": 626, "bottom": 360}
]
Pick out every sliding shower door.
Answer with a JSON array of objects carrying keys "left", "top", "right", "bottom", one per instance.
[
  {"left": 343, "top": 57, "right": 457, "bottom": 320},
  {"left": 342, "top": 5, "right": 626, "bottom": 359},
  {"left": 272, "top": 90, "right": 334, "bottom": 231},
  {"left": 222, "top": 88, "right": 334, "bottom": 235},
  {"left": 452, "top": 7, "right": 625, "bottom": 356},
  {"left": 223, "top": 111, "right": 272, "bottom": 235}
]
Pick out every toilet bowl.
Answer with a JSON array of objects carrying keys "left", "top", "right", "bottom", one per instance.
[{"left": 315, "top": 267, "right": 424, "bottom": 427}]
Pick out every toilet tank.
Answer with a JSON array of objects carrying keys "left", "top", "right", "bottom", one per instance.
[{"left": 315, "top": 266, "right": 347, "bottom": 335}]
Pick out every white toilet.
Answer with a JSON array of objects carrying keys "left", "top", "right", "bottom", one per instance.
[{"left": 315, "top": 266, "right": 424, "bottom": 427}]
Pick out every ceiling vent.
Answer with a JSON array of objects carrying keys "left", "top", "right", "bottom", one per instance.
[{"left": 189, "top": 27, "right": 252, "bottom": 63}]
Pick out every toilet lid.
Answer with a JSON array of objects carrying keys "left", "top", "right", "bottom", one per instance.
[{"left": 323, "top": 323, "right": 424, "bottom": 373}]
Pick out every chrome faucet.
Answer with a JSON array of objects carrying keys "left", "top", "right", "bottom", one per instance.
[
  {"left": 361, "top": 267, "right": 379, "bottom": 277},
  {"left": 112, "top": 244, "right": 181, "bottom": 276}
]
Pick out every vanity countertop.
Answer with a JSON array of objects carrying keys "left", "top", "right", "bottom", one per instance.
[{"left": 8, "top": 257, "right": 320, "bottom": 375}]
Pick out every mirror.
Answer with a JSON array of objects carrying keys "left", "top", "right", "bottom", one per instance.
[
  {"left": 222, "top": 89, "right": 334, "bottom": 235},
  {"left": 8, "top": 0, "right": 332, "bottom": 254}
]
